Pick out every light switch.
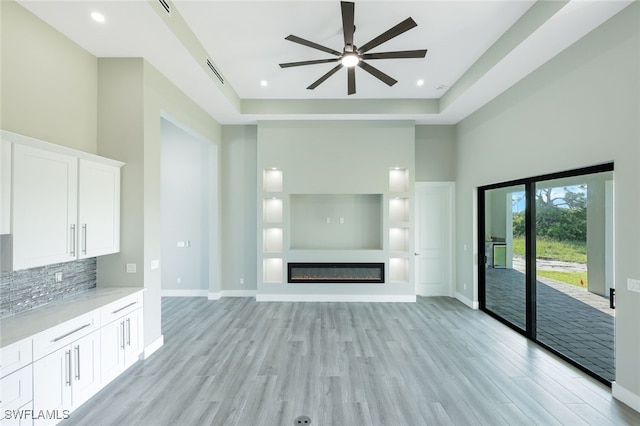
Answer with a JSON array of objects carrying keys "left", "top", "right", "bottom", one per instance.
[
  {"left": 151, "top": 259, "right": 160, "bottom": 270},
  {"left": 177, "top": 241, "right": 185, "bottom": 248}
]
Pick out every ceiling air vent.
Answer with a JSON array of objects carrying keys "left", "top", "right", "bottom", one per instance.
[
  {"left": 158, "top": 0, "right": 170, "bottom": 15},
  {"left": 206, "top": 59, "right": 224, "bottom": 85}
]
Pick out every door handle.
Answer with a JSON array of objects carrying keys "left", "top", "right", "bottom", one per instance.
[
  {"left": 126, "top": 317, "right": 131, "bottom": 346},
  {"left": 120, "top": 321, "right": 125, "bottom": 350},
  {"left": 65, "top": 350, "right": 72, "bottom": 386},
  {"left": 82, "top": 224, "right": 87, "bottom": 255},
  {"left": 70, "top": 224, "right": 76, "bottom": 257},
  {"left": 74, "top": 345, "right": 81, "bottom": 380}
]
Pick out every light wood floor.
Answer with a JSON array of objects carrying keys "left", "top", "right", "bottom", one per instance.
[{"left": 63, "top": 297, "right": 640, "bottom": 425}]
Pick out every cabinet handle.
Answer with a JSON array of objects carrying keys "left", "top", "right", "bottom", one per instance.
[
  {"left": 74, "top": 345, "right": 80, "bottom": 380},
  {"left": 126, "top": 317, "right": 131, "bottom": 346},
  {"left": 65, "top": 350, "right": 72, "bottom": 386},
  {"left": 70, "top": 224, "right": 76, "bottom": 257},
  {"left": 51, "top": 323, "right": 92, "bottom": 343},
  {"left": 112, "top": 301, "right": 137, "bottom": 315},
  {"left": 82, "top": 224, "right": 87, "bottom": 255},
  {"left": 120, "top": 321, "right": 125, "bottom": 350}
]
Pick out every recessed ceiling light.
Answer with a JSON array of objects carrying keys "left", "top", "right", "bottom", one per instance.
[
  {"left": 91, "top": 12, "right": 105, "bottom": 23},
  {"left": 260, "top": 80, "right": 268, "bottom": 87},
  {"left": 417, "top": 79, "right": 424, "bottom": 86}
]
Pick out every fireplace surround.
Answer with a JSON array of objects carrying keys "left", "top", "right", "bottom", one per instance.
[{"left": 288, "top": 262, "right": 385, "bottom": 284}]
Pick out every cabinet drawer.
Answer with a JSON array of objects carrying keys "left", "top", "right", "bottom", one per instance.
[
  {"left": 32, "top": 311, "right": 99, "bottom": 361},
  {"left": 0, "top": 339, "right": 32, "bottom": 379},
  {"left": 0, "top": 364, "right": 32, "bottom": 412},
  {"left": 100, "top": 292, "right": 143, "bottom": 325}
]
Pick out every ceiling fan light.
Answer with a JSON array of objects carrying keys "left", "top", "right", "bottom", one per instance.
[{"left": 341, "top": 53, "right": 360, "bottom": 68}]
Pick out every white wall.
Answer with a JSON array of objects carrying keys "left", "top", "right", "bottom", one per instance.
[
  {"left": 160, "top": 118, "right": 212, "bottom": 294},
  {"left": 455, "top": 3, "right": 640, "bottom": 403}
]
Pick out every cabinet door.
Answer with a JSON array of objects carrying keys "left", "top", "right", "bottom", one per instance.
[
  {"left": 78, "top": 159, "right": 120, "bottom": 258},
  {"left": 12, "top": 145, "right": 77, "bottom": 269},
  {"left": 123, "top": 309, "right": 143, "bottom": 367},
  {"left": 0, "top": 365, "right": 32, "bottom": 420},
  {"left": 33, "top": 348, "right": 72, "bottom": 416},
  {"left": 70, "top": 332, "right": 100, "bottom": 409},
  {"left": 100, "top": 319, "right": 125, "bottom": 385}
]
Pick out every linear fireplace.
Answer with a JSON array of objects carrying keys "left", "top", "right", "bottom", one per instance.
[{"left": 288, "top": 262, "right": 385, "bottom": 283}]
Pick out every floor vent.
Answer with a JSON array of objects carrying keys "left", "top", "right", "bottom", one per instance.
[
  {"left": 206, "top": 59, "right": 224, "bottom": 84},
  {"left": 158, "top": 0, "right": 170, "bottom": 15}
]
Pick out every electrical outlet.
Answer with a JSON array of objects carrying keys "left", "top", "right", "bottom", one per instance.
[
  {"left": 240, "top": 278, "right": 244, "bottom": 285},
  {"left": 126, "top": 263, "right": 137, "bottom": 273},
  {"left": 54, "top": 272, "right": 62, "bottom": 283},
  {"left": 463, "top": 283, "right": 467, "bottom": 290},
  {"left": 628, "top": 278, "right": 640, "bottom": 293},
  {"left": 177, "top": 277, "right": 181, "bottom": 284}
]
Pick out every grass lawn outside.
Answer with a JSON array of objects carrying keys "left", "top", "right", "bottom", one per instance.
[
  {"left": 512, "top": 237, "right": 587, "bottom": 287},
  {"left": 512, "top": 237, "right": 587, "bottom": 263},
  {"left": 537, "top": 270, "right": 588, "bottom": 288}
]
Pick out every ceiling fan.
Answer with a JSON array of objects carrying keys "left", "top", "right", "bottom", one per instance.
[{"left": 279, "top": 1, "right": 427, "bottom": 95}]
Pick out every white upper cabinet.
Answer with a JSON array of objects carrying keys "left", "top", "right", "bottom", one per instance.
[
  {"left": 12, "top": 144, "right": 78, "bottom": 270},
  {"left": 1, "top": 130, "right": 124, "bottom": 271},
  {"left": 78, "top": 159, "right": 120, "bottom": 258}
]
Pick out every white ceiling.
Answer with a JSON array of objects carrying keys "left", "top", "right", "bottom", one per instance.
[{"left": 17, "top": 0, "right": 634, "bottom": 125}]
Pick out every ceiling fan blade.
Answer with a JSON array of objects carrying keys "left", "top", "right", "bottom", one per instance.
[
  {"left": 357, "top": 61, "right": 397, "bottom": 87},
  {"left": 307, "top": 64, "right": 343, "bottom": 90},
  {"left": 280, "top": 58, "right": 340, "bottom": 68},
  {"left": 358, "top": 17, "right": 418, "bottom": 54},
  {"left": 347, "top": 67, "right": 356, "bottom": 95},
  {"left": 362, "top": 49, "right": 427, "bottom": 60},
  {"left": 341, "top": 1, "right": 355, "bottom": 49},
  {"left": 285, "top": 35, "right": 341, "bottom": 56}
]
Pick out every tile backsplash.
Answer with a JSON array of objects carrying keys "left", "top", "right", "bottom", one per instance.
[{"left": 0, "top": 258, "right": 97, "bottom": 318}]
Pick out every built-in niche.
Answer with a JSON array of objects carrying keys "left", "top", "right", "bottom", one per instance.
[{"left": 289, "top": 194, "right": 383, "bottom": 250}]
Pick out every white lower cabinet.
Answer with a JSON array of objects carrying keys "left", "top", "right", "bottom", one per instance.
[
  {"left": 32, "top": 331, "right": 100, "bottom": 425},
  {"left": 101, "top": 308, "right": 142, "bottom": 385},
  {"left": 0, "top": 366, "right": 33, "bottom": 426}
]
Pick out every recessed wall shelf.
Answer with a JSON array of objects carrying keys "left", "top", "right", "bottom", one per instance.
[
  {"left": 263, "top": 168, "right": 283, "bottom": 192},
  {"left": 389, "top": 258, "right": 409, "bottom": 283},
  {"left": 389, "top": 227, "right": 409, "bottom": 252},
  {"left": 389, "top": 197, "right": 409, "bottom": 223},
  {"left": 263, "top": 198, "right": 283, "bottom": 223},
  {"left": 263, "top": 258, "right": 283, "bottom": 283},
  {"left": 263, "top": 228, "right": 283, "bottom": 253},
  {"left": 389, "top": 168, "right": 409, "bottom": 193}
]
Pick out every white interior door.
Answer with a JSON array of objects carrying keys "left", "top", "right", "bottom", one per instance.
[{"left": 415, "top": 182, "right": 454, "bottom": 296}]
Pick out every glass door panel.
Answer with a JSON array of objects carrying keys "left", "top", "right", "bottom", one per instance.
[
  {"left": 483, "top": 185, "right": 527, "bottom": 331},
  {"left": 535, "top": 172, "right": 615, "bottom": 381}
]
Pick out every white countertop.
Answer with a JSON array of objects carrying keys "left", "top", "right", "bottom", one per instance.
[{"left": 0, "top": 287, "right": 144, "bottom": 348}]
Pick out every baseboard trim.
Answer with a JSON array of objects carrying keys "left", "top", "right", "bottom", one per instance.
[
  {"left": 455, "top": 291, "right": 479, "bottom": 309},
  {"left": 255, "top": 294, "right": 416, "bottom": 303},
  {"left": 144, "top": 335, "right": 164, "bottom": 359},
  {"left": 161, "top": 289, "right": 208, "bottom": 297},
  {"left": 222, "top": 290, "right": 257, "bottom": 298},
  {"left": 612, "top": 383, "right": 640, "bottom": 413},
  {"left": 416, "top": 284, "right": 453, "bottom": 297},
  {"left": 208, "top": 292, "right": 222, "bottom": 300}
]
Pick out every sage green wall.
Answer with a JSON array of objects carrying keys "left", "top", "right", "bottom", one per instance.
[
  {"left": 97, "top": 58, "right": 221, "bottom": 349},
  {"left": 0, "top": 1, "right": 97, "bottom": 152},
  {"left": 415, "top": 125, "right": 456, "bottom": 182},
  {"left": 220, "top": 125, "right": 258, "bottom": 292},
  {"left": 456, "top": 3, "right": 639, "bottom": 400}
]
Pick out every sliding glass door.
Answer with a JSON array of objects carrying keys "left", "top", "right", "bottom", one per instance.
[
  {"left": 479, "top": 165, "right": 615, "bottom": 384},
  {"left": 482, "top": 184, "right": 527, "bottom": 331}
]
